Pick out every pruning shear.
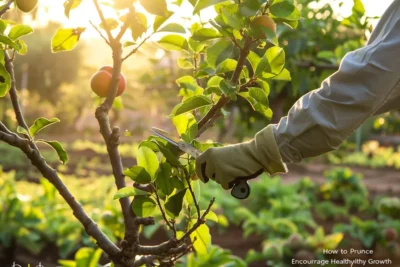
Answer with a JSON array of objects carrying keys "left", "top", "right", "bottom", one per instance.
[{"left": 150, "top": 127, "right": 251, "bottom": 199}]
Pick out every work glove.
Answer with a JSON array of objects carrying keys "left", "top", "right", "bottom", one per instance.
[{"left": 195, "top": 125, "right": 287, "bottom": 189}]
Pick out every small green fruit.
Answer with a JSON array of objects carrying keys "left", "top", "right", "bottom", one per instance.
[{"left": 16, "top": 0, "right": 38, "bottom": 13}]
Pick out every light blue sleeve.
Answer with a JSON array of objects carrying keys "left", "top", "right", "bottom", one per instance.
[{"left": 273, "top": 0, "right": 400, "bottom": 163}]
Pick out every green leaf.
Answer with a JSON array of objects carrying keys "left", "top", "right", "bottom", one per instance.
[
  {"left": 193, "top": 0, "right": 227, "bottom": 14},
  {"left": 170, "top": 95, "right": 212, "bottom": 117},
  {"left": 0, "top": 34, "right": 19, "bottom": 50},
  {"left": 29, "top": 117, "right": 60, "bottom": 137},
  {"left": 139, "top": 0, "right": 168, "bottom": 16},
  {"left": 153, "top": 11, "right": 174, "bottom": 31},
  {"left": 247, "top": 51, "right": 261, "bottom": 73},
  {"left": 272, "top": 68, "right": 291, "bottom": 81},
  {"left": 113, "top": 187, "right": 148, "bottom": 199},
  {"left": 353, "top": 0, "right": 365, "bottom": 16},
  {"left": 188, "top": 38, "right": 205, "bottom": 52},
  {"left": 74, "top": 247, "right": 94, "bottom": 267},
  {"left": 177, "top": 58, "right": 194, "bottom": 69},
  {"left": 158, "top": 23, "right": 186, "bottom": 34},
  {"left": 239, "top": 0, "right": 261, "bottom": 17},
  {"left": 206, "top": 40, "right": 234, "bottom": 68},
  {"left": 202, "top": 210, "right": 218, "bottom": 223},
  {"left": 165, "top": 188, "right": 187, "bottom": 217},
  {"left": 64, "top": 0, "right": 82, "bottom": 18},
  {"left": 0, "top": 62, "right": 11, "bottom": 97},
  {"left": 0, "top": 20, "right": 7, "bottom": 34},
  {"left": 124, "top": 166, "right": 152, "bottom": 184},
  {"left": 136, "top": 146, "right": 159, "bottom": 180},
  {"left": 189, "top": 221, "right": 211, "bottom": 254},
  {"left": 51, "top": 28, "right": 85, "bottom": 53},
  {"left": 37, "top": 140, "right": 68, "bottom": 164},
  {"left": 158, "top": 34, "right": 188, "bottom": 51},
  {"left": 129, "top": 12, "right": 147, "bottom": 41},
  {"left": 132, "top": 196, "right": 157, "bottom": 217},
  {"left": 221, "top": 4, "right": 245, "bottom": 30},
  {"left": 17, "top": 126, "right": 29, "bottom": 136},
  {"left": 8, "top": 24, "right": 33, "bottom": 40},
  {"left": 153, "top": 141, "right": 181, "bottom": 166},
  {"left": 172, "top": 113, "right": 198, "bottom": 143},
  {"left": 100, "top": 18, "right": 119, "bottom": 30},
  {"left": 155, "top": 163, "right": 174, "bottom": 195},
  {"left": 255, "top": 46, "right": 285, "bottom": 78},
  {"left": 219, "top": 79, "right": 237, "bottom": 96},
  {"left": 249, "top": 87, "right": 268, "bottom": 106},
  {"left": 216, "top": 59, "right": 237, "bottom": 74},
  {"left": 270, "top": 0, "right": 301, "bottom": 20},
  {"left": 191, "top": 28, "right": 223, "bottom": 42},
  {"left": 15, "top": 39, "right": 27, "bottom": 55}
]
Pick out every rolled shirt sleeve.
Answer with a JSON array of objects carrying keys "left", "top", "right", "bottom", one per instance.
[{"left": 273, "top": 0, "right": 400, "bottom": 163}]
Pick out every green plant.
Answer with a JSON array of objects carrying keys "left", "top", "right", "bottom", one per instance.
[
  {"left": 334, "top": 217, "right": 382, "bottom": 249},
  {"left": 379, "top": 197, "right": 400, "bottom": 219},
  {"left": 314, "top": 201, "right": 348, "bottom": 220},
  {"left": 320, "top": 168, "right": 367, "bottom": 202},
  {"left": 233, "top": 175, "right": 316, "bottom": 239}
]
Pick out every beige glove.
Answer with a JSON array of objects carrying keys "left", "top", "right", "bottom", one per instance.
[{"left": 195, "top": 125, "right": 287, "bottom": 189}]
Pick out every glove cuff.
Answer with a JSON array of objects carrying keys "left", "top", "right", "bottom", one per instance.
[{"left": 254, "top": 125, "right": 288, "bottom": 175}]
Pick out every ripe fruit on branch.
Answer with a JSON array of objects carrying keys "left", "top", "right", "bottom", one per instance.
[
  {"left": 250, "top": 15, "right": 276, "bottom": 39},
  {"left": 90, "top": 66, "right": 126, "bottom": 97},
  {"left": 16, "top": 0, "right": 38, "bottom": 13}
]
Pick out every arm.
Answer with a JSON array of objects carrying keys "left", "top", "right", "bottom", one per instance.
[{"left": 275, "top": 0, "right": 400, "bottom": 163}]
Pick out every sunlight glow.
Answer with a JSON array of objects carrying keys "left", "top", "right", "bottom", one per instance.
[{"left": 25, "top": 0, "right": 394, "bottom": 43}]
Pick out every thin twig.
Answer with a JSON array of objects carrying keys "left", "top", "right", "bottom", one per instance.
[
  {"left": 178, "top": 198, "right": 215, "bottom": 242},
  {"left": 0, "top": 0, "right": 14, "bottom": 17},
  {"left": 5, "top": 52, "right": 29, "bottom": 133},
  {"left": 122, "top": 34, "right": 153, "bottom": 61},
  {"left": 152, "top": 184, "right": 176, "bottom": 236},
  {"left": 93, "top": 0, "right": 114, "bottom": 42},
  {"left": 89, "top": 20, "right": 111, "bottom": 46},
  {"left": 115, "top": 7, "right": 134, "bottom": 41},
  {"left": 184, "top": 170, "right": 201, "bottom": 219}
]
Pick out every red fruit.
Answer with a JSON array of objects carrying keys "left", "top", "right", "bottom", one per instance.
[
  {"left": 90, "top": 70, "right": 112, "bottom": 97},
  {"left": 99, "top": 66, "right": 126, "bottom": 96}
]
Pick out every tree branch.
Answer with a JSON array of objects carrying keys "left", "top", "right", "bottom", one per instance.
[
  {"left": 89, "top": 20, "right": 111, "bottom": 46},
  {"left": 5, "top": 52, "right": 29, "bottom": 133},
  {"left": 197, "top": 37, "right": 253, "bottom": 133},
  {"left": 93, "top": 3, "right": 139, "bottom": 258},
  {"left": 136, "top": 238, "right": 178, "bottom": 255},
  {"left": 122, "top": 34, "right": 153, "bottom": 61},
  {"left": 178, "top": 198, "right": 215, "bottom": 243},
  {"left": 0, "top": 123, "right": 121, "bottom": 259},
  {"left": 93, "top": 0, "right": 114, "bottom": 42},
  {"left": 115, "top": 7, "right": 134, "bottom": 42},
  {"left": 0, "top": 0, "right": 14, "bottom": 17}
]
